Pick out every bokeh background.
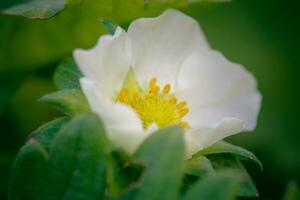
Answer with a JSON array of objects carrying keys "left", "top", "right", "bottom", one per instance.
[{"left": 0, "top": 0, "right": 299, "bottom": 199}]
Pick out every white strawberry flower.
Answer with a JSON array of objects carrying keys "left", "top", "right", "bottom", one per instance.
[{"left": 73, "top": 9, "right": 261, "bottom": 157}]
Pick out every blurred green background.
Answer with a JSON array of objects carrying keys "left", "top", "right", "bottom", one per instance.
[{"left": 0, "top": 0, "right": 299, "bottom": 199}]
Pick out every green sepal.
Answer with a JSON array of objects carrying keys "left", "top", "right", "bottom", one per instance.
[
  {"left": 53, "top": 57, "right": 82, "bottom": 90},
  {"left": 195, "top": 141, "right": 263, "bottom": 170},
  {"left": 101, "top": 19, "right": 118, "bottom": 35},
  {"left": 27, "top": 117, "right": 69, "bottom": 151},
  {"left": 183, "top": 171, "right": 241, "bottom": 200},
  {"left": 39, "top": 89, "right": 90, "bottom": 116},
  {"left": 208, "top": 154, "right": 259, "bottom": 198}
]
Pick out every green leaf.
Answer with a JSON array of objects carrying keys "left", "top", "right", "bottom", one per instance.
[
  {"left": 27, "top": 117, "right": 69, "bottom": 151},
  {"left": 40, "top": 89, "right": 90, "bottom": 116},
  {"left": 183, "top": 171, "right": 240, "bottom": 200},
  {"left": 283, "top": 182, "right": 300, "bottom": 200},
  {"left": 46, "top": 113, "right": 109, "bottom": 200},
  {"left": 2, "top": 0, "right": 65, "bottom": 19},
  {"left": 184, "top": 156, "right": 214, "bottom": 178},
  {"left": 101, "top": 19, "right": 118, "bottom": 35},
  {"left": 53, "top": 57, "right": 82, "bottom": 90},
  {"left": 208, "top": 154, "right": 258, "bottom": 198},
  {"left": 196, "top": 141, "right": 262, "bottom": 170},
  {"left": 123, "top": 126, "right": 185, "bottom": 200},
  {"left": 9, "top": 141, "right": 48, "bottom": 200}
]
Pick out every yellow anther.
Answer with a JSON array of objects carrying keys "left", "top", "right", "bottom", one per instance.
[
  {"left": 179, "top": 121, "right": 189, "bottom": 128},
  {"left": 117, "top": 88, "right": 127, "bottom": 102},
  {"left": 149, "top": 77, "right": 157, "bottom": 87},
  {"left": 122, "top": 96, "right": 129, "bottom": 104},
  {"left": 145, "top": 93, "right": 154, "bottom": 99},
  {"left": 151, "top": 86, "right": 160, "bottom": 94},
  {"left": 163, "top": 84, "right": 171, "bottom": 94},
  {"left": 117, "top": 76, "right": 189, "bottom": 129},
  {"left": 169, "top": 97, "right": 177, "bottom": 105},
  {"left": 179, "top": 108, "right": 189, "bottom": 117},
  {"left": 176, "top": 101, "right": 187, "bottom": 110},
  {"left": 133, "top": 92, "right": 140, "bottom": 101}
]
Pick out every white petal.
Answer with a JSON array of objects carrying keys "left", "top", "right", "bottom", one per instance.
[
  {"left": 185, "top": 118, "right": 244, "bottom": 157},
  {"left": 177, "top": 50, "right": 262, "bottom": 131},
  {"left": 128, "top": 9, "right": 209, "bottom": 87},
  {"left": 80, "top": 78, "right": 145, "bottom": 154},
  {"left": 73, "top": 27, "right": 132, "bottom": 98}
]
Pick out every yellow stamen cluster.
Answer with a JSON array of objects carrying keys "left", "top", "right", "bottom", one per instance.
[{"left": 117, "top": 77, "right": 189, "bottom": 129}]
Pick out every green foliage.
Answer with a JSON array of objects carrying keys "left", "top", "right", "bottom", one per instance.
[
  {"left": 9, "top": 114, "right": 110, "bottom": 200},
  {"left": 27, "top": 117, "right": 69, "bottom": 151},
  {"left": 2, "top": 0, "right": 65, "bottom": 19},
  {"left": 208, "top": 155, "right": 258, "bottom": 197},
  {"left": 182, "top": 171, "right": 240, "bottom": 200},
  {"left": 190, "top": 141, "right": 261, "bottom": 198},
  {"left": 46, "top": 114, "right": 109, "bottom": 200},
  {"left": 185, "top": 141, "right": 262, "bottom": 197},
  {"left": 9, "top": 141, "right": 48, "bottom": 200},
  {"left": 53, "top": 58, "right": 82, "bottom": 90},
  {"left": 124, "top": 126, "right": 185, "bottom": 200},
  {"left": 183, "top": 154, "right": 259, "bottom": 198},
  {"left": 40, "top": 89, "right": 90, "bottom": 116},
  {"left": 196, "top": 141, "right": 262, "bottom": 170},
  {"left": 9, "top": 111, "right": 261, "bottom": 200}
]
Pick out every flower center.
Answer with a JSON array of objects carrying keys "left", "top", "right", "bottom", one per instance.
[{"left": 116, "top": 69, "right": 189, "bottom": 129}]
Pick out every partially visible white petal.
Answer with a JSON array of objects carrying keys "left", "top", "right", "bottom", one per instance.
[
  {"left": 128, "top": 9, "right": 209, "bottom": 87},
  {"left": 185, "top": 118, "right": 244, "bottom": 157},
  {"left": 73, "top": 27, "right": 132, "bottom": 99},
  {"left": 80, "top": 78, "right": 145, "bottom": 153},
  {"left": 145, "top": 123, "right": 158, "bottom": 134},
  {"left": 177, "top": 50, "right": 261, "bottom": 131}
]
